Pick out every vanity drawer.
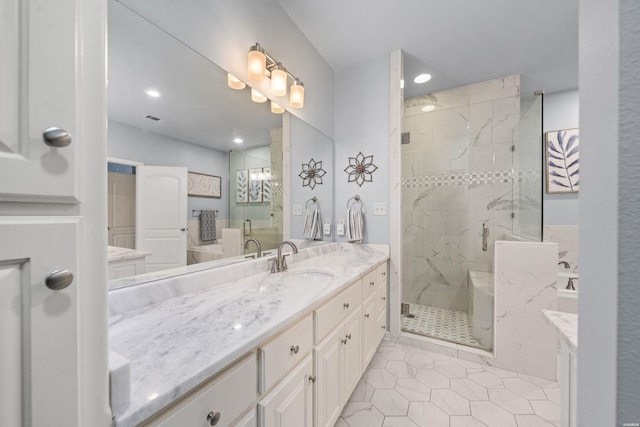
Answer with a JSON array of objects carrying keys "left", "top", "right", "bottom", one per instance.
[
  {"left": 360, "top": 268, "right": 378, "bottom": 300},
  {"left": 375, "top": 275, "right": 388, "bottom": 315},
  {"left": 145, "top": 353, "right": 257, "bottom": 427},
  {"left": 315, "top": 280, "right": 361, "bottom": 343},
  {"left": 259, "top": 314, "right": 313, "bottom": 394}
]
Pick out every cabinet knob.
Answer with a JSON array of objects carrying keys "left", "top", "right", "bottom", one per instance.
[
  {"left": 45, "top": 269, "right": 74, "bottom": 291},
  {"left": 290, "top": 345, "right": 300, "bottom": 354},
  {"left": 343, "top": 302, "right": 350, "bottom": 309},
  {"left": 346, "top": 333, "right": 352, "bottom": 340},
  {"left": 381, "top": 325, "right": 386, "bottom": 329},
  {"left": 207, "top": 411, "right": 221, "bottom": 426},
  {"left": 382, "top": 271, "right": 386, "bottom": 276},
  {"left": 308, "top": 375, "right": 316, "bottom": 383},
  {"left": 43, "top": 127, "right": 72, "bottom": 147},
  {"left": 381, "top": 296, "right": 386, "bottom": 301},
  {"left": 370, "top": 281, "right": 375, "bottom": 286},
  {"left": 364, "top": 313, "right": 370, "bottom": 318},
  {"left": 180, "top": 227, "right": 186, "bottom": 231},
  {"left": 341, "top": 338, "right": 347, "bottom": 345}
]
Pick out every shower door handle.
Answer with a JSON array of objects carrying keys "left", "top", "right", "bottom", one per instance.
[{"left": 482, "top": 223, "right": 488, "bottom": 252}]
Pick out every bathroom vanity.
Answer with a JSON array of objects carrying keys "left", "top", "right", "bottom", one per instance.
[
  {"left": 108, "top": 243, "right": 389, "bottom": 427},
  {"left": 107, "top": 245, "right": 152, "bottom": 280}
]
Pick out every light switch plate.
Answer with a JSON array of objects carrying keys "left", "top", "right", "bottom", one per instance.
[
  {"left": 373, "top": 202, "right": 386, "bottom": 216},
  {"left": 293, "top": 204, "right": 303, "bottom": 215},
  {"left": 337, "top": 223, "right": 345, "bottom": 236}
]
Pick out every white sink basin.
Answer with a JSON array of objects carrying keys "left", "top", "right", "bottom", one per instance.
[{"left": 282, "top": 270, "right": 335, "bottom": 283}]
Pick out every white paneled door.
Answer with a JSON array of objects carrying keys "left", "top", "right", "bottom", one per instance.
[{"left": 136, "top": 165, "right": 188, "bottom": 272}]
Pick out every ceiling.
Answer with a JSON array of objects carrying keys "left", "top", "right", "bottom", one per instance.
[
  {"left": 277, "top": 0, "right": 579, "bottom": 98},
  {"left": 108, "top": 1, "right": 579, "bottom": 152}
]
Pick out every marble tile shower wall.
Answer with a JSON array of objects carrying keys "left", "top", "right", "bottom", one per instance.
[
  {"left": 401, "top": 75, "right": 520, "bottom": 311},
  {"left": 543, "top": 225, "right": 579, "bottom": 273}
]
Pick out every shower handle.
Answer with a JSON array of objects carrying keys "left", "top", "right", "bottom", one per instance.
[{"left": 482, "top": 223, "right": 489, "bottom": 252}]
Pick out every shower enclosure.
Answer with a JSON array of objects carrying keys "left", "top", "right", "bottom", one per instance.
[
  {"left": 229, "top": 128, "right": 284, "bottom": 255},
  {"left": 400, "top": 76, "right": 542, "bottom": 350}
]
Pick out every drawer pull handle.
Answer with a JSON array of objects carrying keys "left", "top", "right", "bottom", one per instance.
[
  {"left": 370, "top": 281, "right": 375, "bottom": 286},
  {"left": 346, "top": 333, "right": 352, "bottom": 340},
  {"left": 290, "top": 345, "right": 300, "bottom": 354},
  {"left": 207, "top": 411, "right": 221, "bottom": 426},
  {"left": 343, "top": 302, "right": 350, "bottom": 309},
  {"left": 364, "top": 313, "right": 370, "bottom": 318},
  {"left": 381, "top": 325, "right": 386, "bottom": 329},
  {"left": 341, "top": 338, "right": 348, "bottom": 344},
  {"left": 381, "top": 296, "right": 386, "bottom": 301},
  {"left": 382, "top": 271, "right": 386, "bottom": 276},
  {"left": 308, "top": 375, "right": 316, "bottom": 383}
]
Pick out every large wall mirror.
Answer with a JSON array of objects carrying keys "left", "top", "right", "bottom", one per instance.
[{"left": 107, "top": 0, "right": 333, "bottom": 288}]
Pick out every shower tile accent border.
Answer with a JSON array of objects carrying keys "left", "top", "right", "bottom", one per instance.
[{"left": 401, "top": 168, "right": 539, "bottom": 189}]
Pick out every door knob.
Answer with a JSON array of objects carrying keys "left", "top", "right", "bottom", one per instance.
[
  {"left": 45, "top": 270, "right": 74, "bottom": 291},
  {"left": 43, "top": 127, "right": 72, "bottom": 147}
]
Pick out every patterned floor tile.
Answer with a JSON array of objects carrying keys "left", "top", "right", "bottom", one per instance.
[
  {"left": 401, "top": 303, "right": 490, "bottom": 350},
  {"left": 431, "top": 389, "right": 471, "bottom": 415},
  {"left": 450, "top": 378, "right": 489, "bottom": 401},
  {"left": 381, "top": 416, "right": 420, "bottom": 427},
  {"left": 450, "top": 416, "right": 489, "bottom": 427},
  {"left": 407, "top": 401, "right": 450, "bottom": 427},
  {"left": 416, "top": 368, "right": 450, "bottom": 389},
  {"left": 341, "top": 401, "right": 384, "bottom": 427},
  {"left": 386, "top": 360, "right": 418, "bottom": 378},
  {"left": 488, "top": 389, "right": 534, "bottom": 415},
  {"left": 514, "top": 414, "right": 556, "bottom": 427},
  {"left": 468, "top": 371, "right": 505, "bottom": 388},
  {"left": 395, "top": 378, "right": 431, "bottom": 402},
  {"left": 434, "top": 360, "right": 469, "bottom": 378},
  {"left": 530, "top": 400, "right": 561, "bottom": 425},
  {"left": 470, "top": 401, "right": 518, "bottom": 427},
  {"left": 365, "top": 368, "right": 398, "bottom": 389},
  {"left": 502, "top": 378, "right": 547, "bottom": 400},
  {"left": 371, "top": 389, "right": 410, "bottom": 416}
]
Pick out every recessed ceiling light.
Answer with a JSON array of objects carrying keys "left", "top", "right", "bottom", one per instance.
[
  {"left": 145, "top": 89, "right": 161, "bottom": 98},
  {"left": 233, "top": 138, "right": 243, "bottom": 144},
  {"left": 414, "top": 73, "right": 432, "bottom": 84},
  {"left": 422, "top": 105, "right": 436, "bottom": 112}
]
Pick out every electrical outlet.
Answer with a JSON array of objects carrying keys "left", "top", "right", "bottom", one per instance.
[
  {"left": 323, "top": 223, "right": 331, "bottom": 236},
  {"left": 373, "top": 202, "right": 386, "bottom": 216},
  {"left": 293, "top": 204, "right": 302, "bottom": 215}
]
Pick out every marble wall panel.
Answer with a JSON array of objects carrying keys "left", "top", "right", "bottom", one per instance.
[{"left": 490, "top": 241, "right": 559, "bottom": 380}]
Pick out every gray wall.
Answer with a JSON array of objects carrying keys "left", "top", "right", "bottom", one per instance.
[
  {"left": 334, "top": 55, "right": 390, "bottom": 244},
  {"left": 543, "top": 89, "right": 579, "bottom": 226},
  {"left": 107, "top": 120, "right": 229, "bottom": 219},
  {"left": 579, "top": 0, "right": 640, "bottom": 424}
]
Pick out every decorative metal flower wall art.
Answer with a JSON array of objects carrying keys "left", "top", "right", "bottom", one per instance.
[
  {"left": 299, "top": 158, "right": 326, "bottom": 189},
  {"left": 344, "top": 152, "right": 378, "bottom": 187}
]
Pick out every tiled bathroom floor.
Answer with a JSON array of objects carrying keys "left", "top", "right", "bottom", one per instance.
[
  {"left": 336, "top": 339, "right": 560, "bottom": 427},
  {"left": 402, "top": 303, "right": 489, "bottom": 350}
]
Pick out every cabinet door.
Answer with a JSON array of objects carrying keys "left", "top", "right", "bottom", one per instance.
[
  {"left": 258, "top": 354, "right": 313, "bottom": 427},
  {"left": 0, "top": 219, "right": 79, "bottom": 427},
  {"left": 314, "top": 325, "right": 344, "bottom": 427},
  {"left": 342, "top": 307, "right": 362, "bottom": 400},
  {"left": 0, "top": 0, "right": 79, "bottom": 202},
  {"left": 361, "top": 294, "right": 377, "bottom": 369}
]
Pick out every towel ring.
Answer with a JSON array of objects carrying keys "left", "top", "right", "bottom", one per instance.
[
  {"left": 347, "top": 195, "right": 366, "bottom": 213},
  {"left": 306, "top": 197, "right": 318, "bottom": 209}
]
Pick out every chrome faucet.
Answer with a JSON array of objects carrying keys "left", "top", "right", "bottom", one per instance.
[
  {"left": 271, "top": 241, "right": 298, "bottom": 273},
  {"left": 244, "top": 238, "right": 262, "bottom": 258},
  {"left": 558, "top": 261, "right": 571, "bottom": 269}
]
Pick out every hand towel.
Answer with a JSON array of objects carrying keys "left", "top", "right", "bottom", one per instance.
[
  {"left": 200, "top": 210, "right": 217, "bottom": 242},
  {"left": 345, "top": 206, "right": 363, "bottom": 243},
  {"left": 303, "top": 204, "right": 323, "bottom": 240}
]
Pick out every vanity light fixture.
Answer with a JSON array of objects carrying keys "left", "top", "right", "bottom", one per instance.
[
  {"left": 271, "top": 101, "right": 285, "bottom": 114},
  {"left": 251, "top": 88, "right": 267, "bottom": 103},
  {"left": 227, "top": 73, "right": 246, "bottom": 90},
  {"left": 246, "top": 42, "right": 305, "bottom": 109}
]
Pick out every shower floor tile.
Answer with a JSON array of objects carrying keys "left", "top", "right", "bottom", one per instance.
[{"left": 402, "top": 303, "right": 490, "bottom": 350}]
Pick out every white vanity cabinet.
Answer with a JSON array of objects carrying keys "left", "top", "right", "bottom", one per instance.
[
  {"left": 362, "top": 264, "right": 388, "bottom": 368},
  {"left": 141, "top": 353, "right": 257, "bottom": 427}
]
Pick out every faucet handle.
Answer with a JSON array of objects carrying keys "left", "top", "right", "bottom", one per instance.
[
  {"left": 270, "top": 259, "right": 278, "bottom": 273},
  {"left": 281, "top": 254, "right": 290, "bottom": 271}
]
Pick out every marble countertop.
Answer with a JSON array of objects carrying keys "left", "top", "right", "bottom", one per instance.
[
  {"left": 543, "top": 309, "right": 578, "bottom": 353},
  {"left": 109, "top": 243, "right": 389, "bottom": 427},
  {"left": 107, "top": 246, "right": 152, "bottom": 262}
]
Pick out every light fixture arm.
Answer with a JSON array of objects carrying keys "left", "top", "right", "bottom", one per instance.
[{"left": 262, "top": 50, "right": 301, "bottom": 85}]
